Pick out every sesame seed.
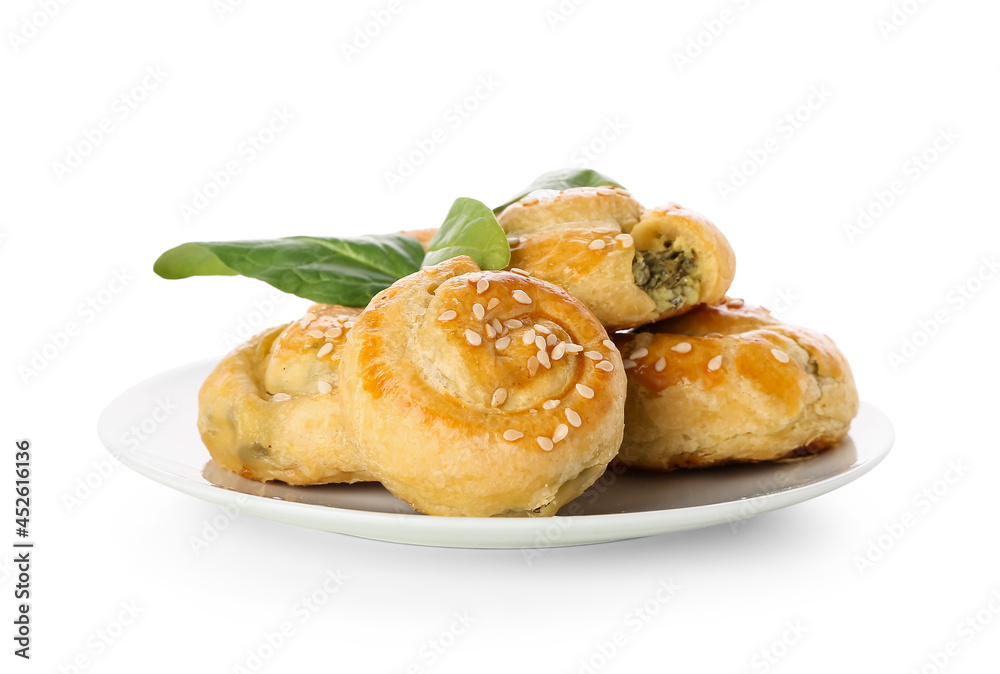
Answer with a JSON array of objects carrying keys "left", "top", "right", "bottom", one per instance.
[
  {"left": 317, "top": 343, "right": 334, "bottom": 358},
  {"left": 623, "top": 360, "right": 637, "bottom": 369},
  {"left": 468, "top": 273, "right": 482, "bottom": 283},
  {"left": 504, "top": 319, "right": 522, "bottom": 329},
  {"left": 491, "top": 388, "right": 507, "bottom": 407},
  {"left": 491, "top": 318, "right": 503, "bottom": 334},
  {"left": 629, "top": 347, "right": 648, "bottom": 359},
  {"left": 537, "top": 350, "right": 551, "bottom": 369},
  {"left": 465, "top": 329, "right": 482, "bottom": 346},
  {"left": 511, "top": 268, "right": 531, "bottom": 276},
  {"left": 576, "top": 384, "right": 594, "bottom": 399},
  {"left": 727, "top": 298, "right": 745, "bottom": 308},
  {"left": 495, "top": 336, "right": 511, "bottom": 350},
  {"left": 302, "top": 312, "right": 317, "bottom": 322},
  {"left": 771, "top": 348, "right": 790, "bottom": 363},
  {"left": 537, "top": 437, "right": 554, "bottom": 451},
  {"left": 503, "top": 430, "right": 523, "bottom": 441},
  {"left": 595, "top": 227, "right": 616, "bottom": 234},
  {"left": 564, "top": 344, "right": 584, "bottom": 353},
  {"left": 671, "top": 342, "right": 692, "bottom": 353},
  {"left": 438, "top": 310, "right": 457, "bottom": 322},
  {"left": 507, "top": 237, "right": 519, "bottom": 246},
  {"left": 521, "top": 196, "right": 539, "bottom": 206},
  {"left": 542, "top": 399, "right": 559, "bottom": 409},
  {"left": 522, "top": 329, "right": 536, "bottom": 345},
  {"left": 565, "top": 409, "right": 582, "bottom": 427},
  {"left": 546, "top": 334, "right": 558, "bottom": 347},
  {"left": 527, "top": 356, "right": 539, "bottom": 376},
  {"left": 551, "top": 342, "right": 567, "bottom": 360},
  {"left": 708, "top": 355, "right": 723, "bottom": 371},
  {"left": 344, "top": 321, "right": 355, "bottom": 329},
  {"left": 534, "top": 324, "right": 551, "bottom": 335},
  {"left": 535, "top": 336, "right": 547, "bottom": 351},
  {"left": 596, "top": 187, "right": 615, "bottom": 196},
  {"left": 668, "top": 201, "right": 682, "bottom": 209},
  {"left": 271, "top": 393, "right": 291, "bottom": 402},
  {"left": 552, "top": 424, "right": 569, "bottom": 443},
  {"left": 473, "top": 303, "right": 485, "bottom": 320},
  {"left": 584, "top": 351, "right": 603, "bottom": 361},
  {"left": 615, "top": 233, "right": 633, "bottom": 248},
  {"left": 476, "top": 278, "right": 490, "bottom": 294},
  {"left": 317, "top": 381, "right": 333, "bottom": 394},
  {"left": 654, "top": 357, "right": 666, "bottom": 372},
  {"left": 596, "top": 360, "right": 614, "bottom": 372},
  {"left": 615, "top": 188, "right": 632, "bottom": 196},
  {"left": 485, "top": 324, "right": 497, "bottom": 339},
  {"left": 306, "top": 330, "right": 325, "bottom": 339},
  {"left": 325, "top": 327, "right": 343, "bottom": 339},
  {"left": 588, "top": 239, "right": 606, "bottom": 251},
  {"left": 422, "top": 266, "right": 435, "bottom": 273},
  {"left": 603, "top": 339, "right": 616, "bottom": 350},
  {"left": 487, "top": 298, "right": 500, "bottom": 311},
  {"left": 512, "top": 289, "right": 532, "bottom": 305}
]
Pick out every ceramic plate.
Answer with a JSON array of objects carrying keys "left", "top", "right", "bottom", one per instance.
[{"left": 97, "top": 359, "right": 894, "bottom": 548}]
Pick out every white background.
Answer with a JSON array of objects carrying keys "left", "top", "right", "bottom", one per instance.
[{"left": 3, "top": 0, "right": 999, "bottom": 671}]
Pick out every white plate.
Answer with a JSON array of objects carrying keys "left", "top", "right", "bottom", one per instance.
[{"left": 98, "top": 359, "right": 894, "bottom": 549}]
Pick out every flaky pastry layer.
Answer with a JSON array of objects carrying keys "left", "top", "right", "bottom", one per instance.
[
  {"left": 497, "top": 187, "right": 736, "bottom": 330},
  {"left": 339, "top": 256, "right": 627, "bottom": 517},
  {"left": 612, "top": 300, "right": 859, "bottom": 470}
]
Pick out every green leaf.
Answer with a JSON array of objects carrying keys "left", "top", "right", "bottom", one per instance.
[
  {"left": 154, "top": 169, "right": 624, "bottom": 306},
  {"left": 153, "top": 234, "right": 426, "bottom": 307},
  {"left": 424, "top": 197, "right": 511, "bottom": 270},
  {"left": 493, "top": 168, "right": 625, "bottom": 214},
  {"left": 153, "top": 242, "right": 239, "bottom": 278}
]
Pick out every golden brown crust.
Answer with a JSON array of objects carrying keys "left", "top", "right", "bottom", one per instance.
[
  {"left": 497, "top": 188, "right": 736, "bottom": 330},
  {"left": 339, "top": 256, "right": 627, "bottom": 517},
  {"left": 197, "top": 304, "right": 372, "bottom": 485},
  {"left": 613, "top": 300, "right": 858, "bottom": 470},
  {"left": 506, "top": 226, "right": 658, "bottom": 331},
  {"left": 498, "top": 187, "right": 642, "bottom": 234}
]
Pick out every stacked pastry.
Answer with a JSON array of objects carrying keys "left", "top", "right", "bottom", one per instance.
[
  {"left": 495, "top": 187, "right": 858, "bottom": 471},
  {"left": 198, "top": 188, "right": 858, "bottom": 517}
]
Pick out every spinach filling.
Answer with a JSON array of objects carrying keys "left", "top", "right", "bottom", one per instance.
[{"left": 631, "top": 244, "right": 700, "bottom": 311}]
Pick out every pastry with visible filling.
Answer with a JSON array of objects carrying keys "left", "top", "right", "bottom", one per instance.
[
  {"left": 612, "top": 299, "right": 859, "bottom": 470},
  {"left": 496, "top": 187, "right": 736, "bottom": 331}
]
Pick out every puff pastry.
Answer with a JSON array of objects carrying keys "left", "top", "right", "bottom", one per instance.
[
  {"left": 198, "top": 304, "right": 372, "bottom": 484},
  {"left": 613, "top": 300, "right": 858, "bottom": 470},
  {"left": 339, "top": 256, "right": 627, "bottom": 517},
  {"left": 497, "top": 187, "right": 736, "bottom": 330}
]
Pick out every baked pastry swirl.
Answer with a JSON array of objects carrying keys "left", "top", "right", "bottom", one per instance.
[
  {"left": 339, "top": 256, "right": 627, "bottom": 517},
  {"left": 198, "top": 304, "right": 373, "bottom": 485},
  {"left": 612, "top": 300, "right": 858, "bottom": 470},
  {"left": 496, "top": 187, "right": 736, "bottom": 330}
]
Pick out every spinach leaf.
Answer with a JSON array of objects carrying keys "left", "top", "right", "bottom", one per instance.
[
  {"left": 155, "top": 169, "right": 624, "bottom": 304},
  {"left": 154, "top": 234, "right": 425, "bottom": 307},
  {"left": 423, "top": 197, "right": 511, "bottom": 270},
  {"left": 493, "top": 168, "right": 625, "bottom": 214}
]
